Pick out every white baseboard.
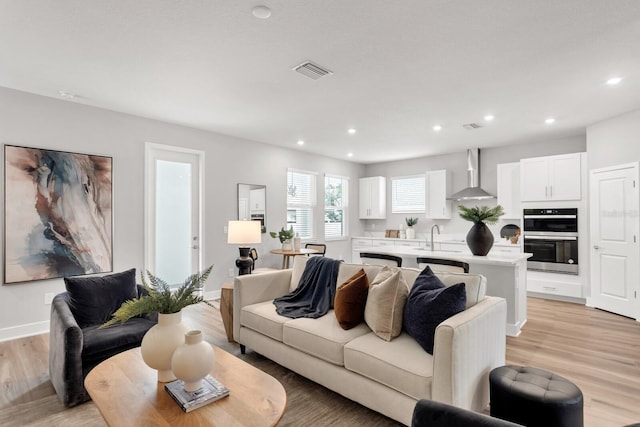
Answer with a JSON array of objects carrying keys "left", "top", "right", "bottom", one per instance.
[{"left": 0, "top": 320, "right": 50, "bottom": 343}]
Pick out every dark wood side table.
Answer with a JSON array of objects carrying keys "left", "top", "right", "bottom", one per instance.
[{"left": 220, "top": 282, "right": 234, "bottom": 342}]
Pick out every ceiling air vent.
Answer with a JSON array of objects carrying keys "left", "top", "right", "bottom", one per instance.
[
  {"left": 292, "top": 61, "right": 333, "bottom": 80},
  {"left": 462, "top": 123, "right": 484, "bottom": 130}
]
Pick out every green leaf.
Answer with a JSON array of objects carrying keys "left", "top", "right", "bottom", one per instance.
[{"left": 100, "top": 265, "right": 212, "bottom": 328}]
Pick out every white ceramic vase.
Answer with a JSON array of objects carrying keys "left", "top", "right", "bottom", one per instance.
[
  {"left": 282, "top": 240, "right": 293, "bottom": 251},
  {"left": 171, "top": 330, "right": 215, "bottom": 392},
  {"left": 406, "top": 227, "right": 416, "bottom": 239},
  {"left": 141, "top": 311, "right": 189, "bottom": 382}
]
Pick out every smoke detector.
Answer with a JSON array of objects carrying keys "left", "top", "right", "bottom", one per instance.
[{"left": 292, "top": 61, "right": 333, "bottom": 80}]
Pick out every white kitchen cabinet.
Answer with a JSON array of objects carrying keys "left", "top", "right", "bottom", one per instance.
[
  {"left": 527, "top": 271, "right": 582, "bottom": 299},
  {"left": 497, "top": 162, "right": 521, "bottom": 219},
  {"left": 426, "top": 170, "right": 452, "bottom": 219},
  {"left": 520, "top": 153, "right": 581, "bottom": 201},
  {"left": 359, "top": 177, "right": 387, "bottom": 219},
  {"left": 249, "top": 188, "right": 266, "bottom": 213}
]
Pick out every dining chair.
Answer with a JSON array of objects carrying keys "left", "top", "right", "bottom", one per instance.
[
  {"left": 249, "top": 248, "right": 278, "bottom": 274},
  {"left": 360, "top": 252, "right": 403, "bottom": 267},
  {"left": 416, "top": 257, "right": 469, "bottom": 273},
  {"left": 305, "top": 243, "right": 327, "bottom": 256}
]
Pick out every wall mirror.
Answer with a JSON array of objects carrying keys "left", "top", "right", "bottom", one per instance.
[{"left": 237, "top": 183, "right": 267, "bottom": 233}]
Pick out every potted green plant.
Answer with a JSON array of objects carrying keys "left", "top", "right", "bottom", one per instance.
[
  {"left": 270, "top": 226, "right": 295, "bottom": 250},
  {"left": 458, "top": 205, "right": 504, "bottom": 256},
  {"left": 102, "top": 265, "right": 213, "bottom": 382},
  {"left": 405, "top": 217, "right": 418, "bottom": 239}
]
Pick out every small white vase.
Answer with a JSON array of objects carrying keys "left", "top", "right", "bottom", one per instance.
[
  {"left": 406, "top": 227, "right": 416, "bottom": 239},
  {"left": 141, "top": 311, "right": 189, "bottom": 382},
  {"left": 282, "top": 240, "right": 293, "bottom": 251},
  {"left": 171, "top": 330, "right": 215, "bottom": 392}
]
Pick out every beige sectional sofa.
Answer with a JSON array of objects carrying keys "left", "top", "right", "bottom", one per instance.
[{"left": 233, "top": 257, "right": 507, "bottom": 426}]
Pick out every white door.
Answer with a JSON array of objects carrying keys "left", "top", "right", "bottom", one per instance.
[
  {"left": 145, "top": 143, "right": 204, "bottom": 286},
  {"left": 589, "top": 163, "right": 639, "bottom": 319}
]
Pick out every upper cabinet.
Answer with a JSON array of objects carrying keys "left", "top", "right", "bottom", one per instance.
[
  {"left": 497, "top": 162, "right": 521, "bottom": 218},
  {"left": 426, "top": 169, "right": 452, "bottom": 219},
  {"left": 359, "top": 176, "right": 387, "bottom": 219},
  {"left": 520, "top": 153, "right": 582, "bottom": 201}
]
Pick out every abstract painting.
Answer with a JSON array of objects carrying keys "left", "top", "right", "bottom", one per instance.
[{"left": 3, "top": 145, "right": 113, "bottom": 284}]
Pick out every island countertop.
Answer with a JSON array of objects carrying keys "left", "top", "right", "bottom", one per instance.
[{"left": 360, "top": 246, "right": 532, "bottom": 267}]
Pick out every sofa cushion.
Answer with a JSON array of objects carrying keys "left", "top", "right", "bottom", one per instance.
[
  {"left": 404, "top": 267, "right": 467, "bottom": 354},
  {"left": 283, "top": 311, "right": 371, "bottom": 365},
  {"left": 241, "top": 301, "right": 291, "bottom": 342},
  {"left": 436, "top": 271, "right": 485, "bottom": 309},
  {"left": 64, "top": 269, "right": 137, "bottom": 328},
  {"left": 81, "top": 317, "right": 155, "bottom": 375},
  {"left": 334, "top": 269, "right": 370, "bottom": 330},
  {"left": 344, "top": 332, "right": 433, "bottom": 400},
  {"left": 364, "top": 266, "right": 409, "bottom": 341}
]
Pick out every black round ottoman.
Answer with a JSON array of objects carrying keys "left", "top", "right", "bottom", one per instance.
[{"left": 490, "top": 365, "right": 583, "bottom": 427}]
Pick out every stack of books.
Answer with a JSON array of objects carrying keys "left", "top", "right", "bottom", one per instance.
[{"left": 165, "top": 375, "right": 230, "bottom": 412}]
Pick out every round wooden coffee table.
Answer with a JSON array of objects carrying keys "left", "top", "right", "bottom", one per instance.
[{"left": 85, "top": 346, "right": 286, "bottom": 426}]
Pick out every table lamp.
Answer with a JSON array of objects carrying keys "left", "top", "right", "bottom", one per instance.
[{"left": 227, "top": 220, "right": 262, "bottom": 275}]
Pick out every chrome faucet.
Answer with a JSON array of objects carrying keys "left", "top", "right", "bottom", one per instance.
[{"left": 430, "top": 224, "right": 440, "bottom": 251}]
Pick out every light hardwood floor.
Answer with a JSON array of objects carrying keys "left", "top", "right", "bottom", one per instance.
[{"left": 1, "top": 297, "right": 639, "bottom": 426}]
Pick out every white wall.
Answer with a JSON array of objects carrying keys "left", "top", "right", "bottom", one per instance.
[
  {"left": 586, "top": 109, "right": 640, "bottom": 170},
  {"left": 0, "top": 87, "right": 365, "bottom": 340},
  {"left": 362, "top": 136, "right": 586, "bottom": 239}
]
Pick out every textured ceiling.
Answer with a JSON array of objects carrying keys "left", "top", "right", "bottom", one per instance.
[{"left": 1, "top": 0, "right": 639, "bottom": 163}]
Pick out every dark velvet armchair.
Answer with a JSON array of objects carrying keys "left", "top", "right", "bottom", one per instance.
[{"left": 49, "top": 269, "right": 157, "bottom": 407}]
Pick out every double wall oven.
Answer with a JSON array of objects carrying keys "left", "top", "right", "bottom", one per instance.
[{"left": 523, "top": 208, "right": 579, "bottom": 274}]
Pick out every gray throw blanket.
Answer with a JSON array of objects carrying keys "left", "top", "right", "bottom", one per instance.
[{"left": 273, "top": 257, "right": 341, "bottom": 318}]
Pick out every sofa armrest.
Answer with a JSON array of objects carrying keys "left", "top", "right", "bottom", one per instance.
[
  {"left": 49, "top": 292, "right": 87, "bottom": 407},
  {"left": 431, "top": 296, "right": 507, "bottom": 411},
  {"left": 233, "top": 270, "right": 293, "bottom": 339}
]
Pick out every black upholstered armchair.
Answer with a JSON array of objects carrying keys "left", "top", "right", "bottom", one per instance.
[{"left": 49, "top": 269, "right": 157, "bottom": 407}]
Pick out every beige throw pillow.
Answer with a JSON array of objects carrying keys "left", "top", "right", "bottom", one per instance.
[{"left": 364, "top": 266, "right": 409, "bottom": 341}]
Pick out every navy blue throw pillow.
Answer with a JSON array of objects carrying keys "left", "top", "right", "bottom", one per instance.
[
  {"left": 403, "top": 266, "right": 466, "bottom": 354},
  {"left": 65, "top": 268, "right": 137, "bottom": 328}
]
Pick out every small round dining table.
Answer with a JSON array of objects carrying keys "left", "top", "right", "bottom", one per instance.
[{"left": 269, "top": 248, "right": 319, "bottom": 269}]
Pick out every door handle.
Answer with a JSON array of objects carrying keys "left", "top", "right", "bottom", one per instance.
[{"left": 593, "top": 245, "right": 602, "bottom": 250}]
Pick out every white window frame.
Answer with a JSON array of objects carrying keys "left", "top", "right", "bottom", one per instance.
[
  {"left": 286, "top": 168, "right": 317, "bottom": 240},
  {"left": 391, "top": 174, "right": 426, "bottom": 214},
  {"left": 324, "top": 174, "right": 349, "bottom": 240}
]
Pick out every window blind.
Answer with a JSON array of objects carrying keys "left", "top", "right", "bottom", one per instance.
[
  {"left": 391, "top": 175, "right": 426, "bottom": 214},
  {"left": 287, "top": 169, "right": 316, "bottom": 239},
  {"left": 325, "top": 175, "right": 348, "bottom": 239}
]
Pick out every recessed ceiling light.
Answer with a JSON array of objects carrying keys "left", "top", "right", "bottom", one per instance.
[
  {"left": 58, "top": 90, "right": 77, "bottom": 99},
  {"left": 347, "top": 152, "right": 354, "bottom": 157},
  {"left": 484, "top": 115, "right": 495, "bottom": 121},
  {"left": 433, "top": 125, "right": 442, "bottom": 132},
  {"left": 297, "top": 140, "right": 305, "bottom": 146},
  {"left": 347, "top": 128, "right": 357, "bottom": 135},
  {"left": 545, "top": 118, "right": 556, "bottom": 124},
  {"left": 606, "top": 77, "right": 622, "bottom": 86},
  {"left": 252, "top": 5, "right": 271, "bottom": 19}
]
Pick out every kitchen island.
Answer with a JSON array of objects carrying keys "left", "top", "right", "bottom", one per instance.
[{"left": 360, "top": 246, "right": 532, "bottom": 337}]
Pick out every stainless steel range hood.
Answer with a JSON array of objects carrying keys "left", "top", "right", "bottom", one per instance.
[{"left": 447, "top": 148, "right": 496, "bottom": 201}]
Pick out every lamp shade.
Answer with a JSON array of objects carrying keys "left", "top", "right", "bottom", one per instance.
[{"left": 227, "top": 220, "right": 262, "bottom": 245}]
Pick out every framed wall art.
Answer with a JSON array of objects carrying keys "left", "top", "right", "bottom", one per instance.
[{"left": 3, "top": 145, "right": 113, "bottom": 284}]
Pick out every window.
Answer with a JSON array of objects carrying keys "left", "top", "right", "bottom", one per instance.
[
  {"left": 391, "top": 174, "right": 425, "bottom": 213},
  {"left": 287, "top": 169, "right": 316, "bottom": 239},
  {"left": 325, "top": 175, "right": 348, "bottom": 239}
]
